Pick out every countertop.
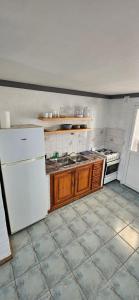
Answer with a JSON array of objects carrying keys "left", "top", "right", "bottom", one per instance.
[{"left": 46, "top": 152, "right": 105, "bottom": 175}]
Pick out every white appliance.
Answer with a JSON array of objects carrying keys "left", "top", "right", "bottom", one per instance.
[
  {"left": 0, "top": 126, "right": 48, "bottom": 234},
  {"left": 0, "top": 182, "right": 11, "bottom": 263},
  {"left": 95, "top": 148, "right": 120, "bottom": 184}
]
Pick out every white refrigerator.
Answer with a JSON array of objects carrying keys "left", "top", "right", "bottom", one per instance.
[
  {"left": 0, "top": 183, "right": 11, "bottom": 263},
  {"left": 0, "top": 126, "right": 48, "bottom": 234}
]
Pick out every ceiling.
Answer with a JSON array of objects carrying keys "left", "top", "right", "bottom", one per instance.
[{"left": 0, "top": 0, "right": 139, "bottom": 95}]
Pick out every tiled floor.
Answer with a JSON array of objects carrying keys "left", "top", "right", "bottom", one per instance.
[{"left": 1, "top": 180, "right": 139, "bottom": 299}]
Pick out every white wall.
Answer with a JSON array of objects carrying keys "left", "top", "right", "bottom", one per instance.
[
  {"left": 1, "top": 86, "right": 138, "bottom": 183},
  {"left": 0, "top": 86, "right": 108, "bottom": 156},
  {"left": 106, "top": 97, "right": 139, "bottom": 181}
]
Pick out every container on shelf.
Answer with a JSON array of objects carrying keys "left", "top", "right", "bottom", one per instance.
[
  {"left": 52, "top": 111, "right": 59, "bottom": 118},
  {"left": 74, "top": 106, "right": 83, "bottom": 118},
  {"left": 60, "top": 106, "right": 74, "bottom": 117},
  {"left": 0, "top": 111, "right": 11, "bottom": 128},
  {"left": 80, "top": 124, "right": 87, "bottom": 129},
  {"left": 61, "top": 124, "right": 72, "bottom": 130},
  {"left": 48, "top": 112, "right": 53, "bottom": 118},
  {"left": 83, "top": 106, "right": 90, "bottom": 117},
  {"left": 72, "top": 124, "right": 80, "bottom": 129}
]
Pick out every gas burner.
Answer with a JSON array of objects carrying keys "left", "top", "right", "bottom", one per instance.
[
  {"left": 104, "top": 150, "right": 114, "bottom": 155},
  {"left": 97, "top": 148, "right": 116, "bottom": 155},
  {"left": 97, "top": 148, "right": 107, "bottom": 152},
  {"left": 95, "top": 148, "right": 120, "bottom": 162}
]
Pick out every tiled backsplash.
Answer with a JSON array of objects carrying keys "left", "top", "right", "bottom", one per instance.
[
  {"left": 45, "top": 131, "right": 91, "bottom": 157},
  {"left": 104, "top": 128, "right": 125, "bottom": 153},
  {"left": 45, "top": 127, "right": 125, "bottom": 157}
]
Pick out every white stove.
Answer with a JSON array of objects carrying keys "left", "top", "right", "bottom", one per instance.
[
  {"left": 96, "top": 148, "right": 120, "bottom": 162},
  {"left": 95, "top": 148, "right": 120, "bottom": 184}
]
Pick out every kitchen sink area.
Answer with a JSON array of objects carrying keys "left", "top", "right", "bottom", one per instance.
[
  {"left": 46, "top": 151, "right": 103, "bottom": 174},
  {"left": 57, "top": 156, "right": 75, "bottom": 167},
  {"left": 69, "top": 154, "right": 89, "bottom": 163}
]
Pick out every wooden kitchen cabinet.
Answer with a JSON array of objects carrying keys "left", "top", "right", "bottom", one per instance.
[
  {"left": 50, "top": 159, "right": 104, "bottom": 211},
  {"left": 75, "top": 164, "right": 92, "bottom": 196},
  {"left": 92, "top": 160, "right": 103, "bottom": 191},
  {"left": 50, "top": 170, "right": 75, "bottom": 209}
]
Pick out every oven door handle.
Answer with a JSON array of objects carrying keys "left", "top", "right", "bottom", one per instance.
[{"left": 107, "top": 159, "right": 120, "bottom": 166}]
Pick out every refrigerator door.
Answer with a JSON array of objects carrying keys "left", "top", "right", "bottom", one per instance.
[
  {"left": 0, "top": 184, "right": 11, "bottom": 262},
  {"left": 0, "top": 127, "right": 45, "bottom": 163},
  {"left": 1, "top": 157, "right": 48, "bottom": 233}
]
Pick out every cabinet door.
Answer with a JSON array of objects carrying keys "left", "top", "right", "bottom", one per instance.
[
  {"left": 92, "top": 160, "right": 103, "bottom": 191},
  {"left": 75, "top": 164, "right": 92, "bottom": 196},
  {"left": 53, "top": 170, "right": 75, "bottom": 207}
]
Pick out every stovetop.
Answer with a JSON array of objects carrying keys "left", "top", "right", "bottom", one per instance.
[
  {"left": 96, "top": 148, "right": 117, "bottom": 155},
  {"left": 95, "top": 148, "right": 120, "bottom": 162}
]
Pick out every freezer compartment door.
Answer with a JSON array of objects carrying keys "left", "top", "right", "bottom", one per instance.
[
  {"left": 2, "top": 157, "right": 48, "bottom": 233},
  {"left": 0, "top": 127, "right": 45, "bottom": 163}
]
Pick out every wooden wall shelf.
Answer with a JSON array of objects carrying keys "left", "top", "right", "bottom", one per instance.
[
  {"left": 44, "top": 128, "right": 92, "bottom": 135},
  {"left": 39, "top": 117, "right": 92, "bottom": 122}
]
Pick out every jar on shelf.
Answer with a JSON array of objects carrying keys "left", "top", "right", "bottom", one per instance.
[
  {"left": 60, "top": 106, "right": 74, "bottom": 117},
  {"left": 52, "top": 111, "right": 59, "bottom": 118},
  {"left": 74, "top": 106, "right": 83, "bottom": 118},
  {"left": 83, "top": 106, "right": 90, "bottom": 117}
]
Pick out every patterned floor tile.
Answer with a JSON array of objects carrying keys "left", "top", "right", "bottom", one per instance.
[
  {"left": 46, "top": 213, "right": 64, "bottom": 232},
  {"left": 115, "top": 208, "right": 135, "bottom": 224},
  {"left": 59, "top": 206, "right": 78, "bottom": 223},
  {"left": 102, "top": 188, "right": 118, "bottom": 198},
  {"left": 68, "top": 217, "right": 88, "bottom": 237},
  {"left": 114, "top": 194, "right": 129, "bottom": 207},
  {"left": 105, "top": 213, "right": 127, "bottom": 233},
  {"left": 94, "top": 193, "right": 110, "bottom": 202},
  {"left": 109, "top": 182, "right": 124, "bottom": 194},
  {"left": 33, "top": 233, "right": 57, "bottom": 261},
  {"left": 62, "top": 240, "right": 88, "bottom": 270},
  {"left": 130, "top": 217, "right": 139, "bottom": 233},
  {"left": 12, "top": 244, "right": 38, "bottom": 278},
  {"left": 93, "top": 220, "right": 116, "bottom": 242},
  {"left": 0, "top": 262, "right": 14, "bottom": 288},
  {"left": 52, "top": 225, "right": 75, "bottom": 248},
  {"left": 81, "top": 210, "right": 100, "bottom": 228},
  {"left": 40, "top": 250, "right": 70, "bottom": 289},
  {"left": 27, "top": 220, "right": 49, "bottom": 242},
  {"left": 85, "top": 198, "right": 100, "bottom": 209},
  {"left": 119, "top": 226, "right": 139, "bottom": 249},
  {"left": 0, "top": 282, "right": 18, "bottom": 300},
  {"left": 74, "top": 258, "right": 106, "bottom": 299},
  {"left": 125, "top": 251, "right": 139, "bottom": 281},
  {"left": 92, "top": 246, "right": 121, "bottom": 279},
  {"left": 11, "top": 229, "right": 31, "bottom": 253},
  {"left": 1, "top": 181, "right": 139, "bottom": 300},
  {"left": 94, "top": 205, "right": 111, "bottom": 219},
  {"left": 78, "top": 230, "right": 102, "bottom": 256},
  {"left": 109, "top": 267, "right": 139, "bottom": 300},
  {"left": 105, "top": 200, "right": 121, "bottom": 214},
  {"left": 38, "top": 291, "right": 52, "bottom": 300},
  {"left": 16, "top": 265, "right": 48, "bottom": 300},
  {"left": 107, "top": 235, "right": 134, "bottom": 263},
  {"left": 97, "top": 195, "right": 111, "bottom": 206},
  {"left": 122, "top": 190, "right": 138, "bottom": 201},
  {"left": 96, "top": 286, "right": 121, "bottom": 300},
  {"left": 51, "top": 274, "right": 86, "bottom": 300},
  {"left": 126, "top": 203, "right": 139, "bottom": 218},
  {"left": 73, "top": 202, "right": 89, "bottom": 216}
]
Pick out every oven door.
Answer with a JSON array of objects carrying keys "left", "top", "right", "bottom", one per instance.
[{"left": 105, "top": 159, "right": 120, "bottom": 176}]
